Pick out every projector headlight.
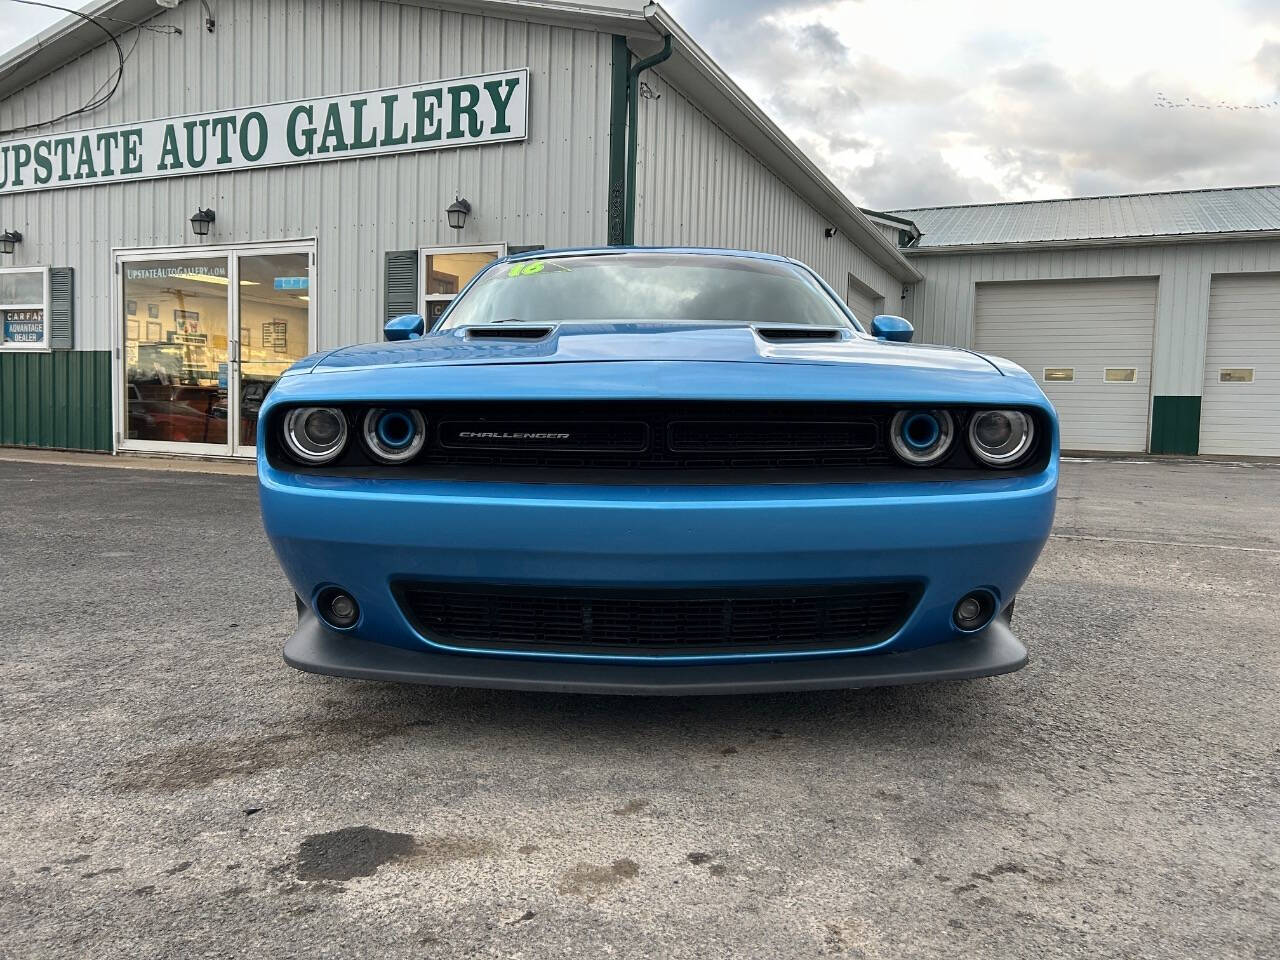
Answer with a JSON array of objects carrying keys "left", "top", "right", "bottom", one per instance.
[
  {"left": 889, "top": 409, "right": 955, "bottom": 466},
  {"left": 967, "top": 410, "right": 1035, "bottom": 467},
  {"left": 362, "top": 408, "right": 427, "bottom": 463},
  {"left": 282, "top": 407, "right": 348, "bottom": 464}
]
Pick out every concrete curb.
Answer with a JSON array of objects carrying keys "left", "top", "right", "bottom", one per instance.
[{"left": 0, "top": 448, "right": 255, "bottom": 476}]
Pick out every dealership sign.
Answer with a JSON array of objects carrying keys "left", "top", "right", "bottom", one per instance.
[{"left": 0, "top": 69, "right": 527, "bottom": 196}]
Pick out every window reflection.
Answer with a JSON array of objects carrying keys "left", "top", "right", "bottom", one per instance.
[
  {"left": 123, "top": 258, "right": 229, "bottom": 444},
  {"left": 236, "top": 253, "right": 310, "bottom": 446}
]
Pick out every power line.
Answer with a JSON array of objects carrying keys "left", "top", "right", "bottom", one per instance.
[{"left": 0, "top": 0, "right": 125, "bottom": 136}]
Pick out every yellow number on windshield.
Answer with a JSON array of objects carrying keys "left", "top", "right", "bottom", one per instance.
[{"left": 507, "top": 262, "right": 545, "bottom": 277}]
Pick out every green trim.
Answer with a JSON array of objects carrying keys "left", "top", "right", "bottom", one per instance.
[
  {"left": 0, "top": 350, "right": 112, "bottom": 452},
  {"left": 606, "top": 35, "right": 630, "bottom": 246},
  {"left": 1150, "top": 395, "right": 1201, "bottom": 455}
]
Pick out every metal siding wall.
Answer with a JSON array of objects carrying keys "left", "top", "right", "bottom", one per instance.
[
  {"left": 630, "top": 68, "right": 902, "bottom": 316},
  {"left": 0, "top": 351, "right": 112, "bottom": 451},
  {"left": 907, "top": 239, "right": 1280, "bottom": 396},
  {"left": 0, "top": 0, "right": 613, "bottom": 352}
]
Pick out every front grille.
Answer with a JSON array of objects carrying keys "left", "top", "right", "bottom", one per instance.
[
  {"left": 395, "top": 581, "right": 920, "bottom": 656},
  {"left": 418, "top": 401, "right": 893, "bottom": 471}
]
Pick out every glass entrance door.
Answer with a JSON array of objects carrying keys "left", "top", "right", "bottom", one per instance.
[
  {"left": 119, "top": 244, "right": 314, "bottom": 457},
  {"left": 122, "top": 255, "right": 232, "bottom": 453},
  {"left": 231, "top": 251, "right": 313, "bottom": 456}
]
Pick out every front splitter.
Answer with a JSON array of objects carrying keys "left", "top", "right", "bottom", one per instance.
[{"left": 283, "top": 609, "right": 1028, "bottom": 695}]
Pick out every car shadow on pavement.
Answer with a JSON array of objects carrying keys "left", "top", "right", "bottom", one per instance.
[{"left": 292, "top": 673, "right": 1027, "bottom": 756}]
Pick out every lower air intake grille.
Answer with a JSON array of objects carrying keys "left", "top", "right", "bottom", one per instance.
[{"left": 395, "top": 582, "right": 919, "bottom": 656}]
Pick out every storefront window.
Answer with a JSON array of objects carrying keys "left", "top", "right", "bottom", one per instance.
[
  {"left": 0, "top": 266, "right": 50, "bottom": 351},
  {"left": 421, "top": 247, "right": 503, "bottom": 327},
  {"left": 123, "top": 257, "right": 230, "bottom": 445}
]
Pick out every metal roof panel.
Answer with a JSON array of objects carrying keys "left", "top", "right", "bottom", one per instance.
[{"left": 892, "top": 185, "right": 1280, "bottom": 247}]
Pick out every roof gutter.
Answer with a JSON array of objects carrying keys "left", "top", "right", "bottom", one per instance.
[
  {"left": 904, "top": 228, "right": 1280, "bottom": 256},
  {"left": 640, "top": 3, "right": 921, "bottom": 283}
]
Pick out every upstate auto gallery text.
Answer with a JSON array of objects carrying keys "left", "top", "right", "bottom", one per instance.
[{"left": 0, "top": 68, "right": 528, "bottom": 196}]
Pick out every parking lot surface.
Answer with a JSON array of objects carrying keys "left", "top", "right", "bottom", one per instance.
[{"left": 1, "top": 456, "right": 1277, "bottom": 959}]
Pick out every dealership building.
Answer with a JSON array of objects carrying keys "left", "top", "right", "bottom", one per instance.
[
  {"left": 0, "top": 0, "right": 919, "bottom": 458},
  {"left": 0, "top": 0, "right": 1276, "bottom": 461}
]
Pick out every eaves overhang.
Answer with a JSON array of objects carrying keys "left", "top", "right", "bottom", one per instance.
[{"left": 903, "top": 229, "right": 1280, "bottom": 256}]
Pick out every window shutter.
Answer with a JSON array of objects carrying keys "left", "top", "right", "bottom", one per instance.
[
  {"left": 384, "top": 250, "right": 418, "bottom": 324},
  {"left": 49, "top": 267, "right": 74, "bottom": 350}
]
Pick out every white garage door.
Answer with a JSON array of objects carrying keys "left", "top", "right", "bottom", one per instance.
[
  {"left": 974, "top": 278, "right": 1157, "bottom": 452},
  {"left": 846, "top": 277, "right": 884, "bottom": 329},
  {"left": 1200, "top": 273, "right": 1280, "bottom": 456}
]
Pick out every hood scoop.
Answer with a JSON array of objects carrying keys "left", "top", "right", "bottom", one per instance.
[
  {"left": 464, "top": 324, "right": 555, "bottom": 341},
  {"left": 753, "top": 326, "right": 844, "bottom": 342}
]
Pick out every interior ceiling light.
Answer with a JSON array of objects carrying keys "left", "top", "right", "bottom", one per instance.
[{"left": 168, "top": 272, "right": 259, "bottom": 287}]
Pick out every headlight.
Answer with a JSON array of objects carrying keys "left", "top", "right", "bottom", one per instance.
[
  {"left": 967, "top": 410, "right": 1035, "bottom": 467},
  {"left": 889, "top": 409, "right": 955, "bottom": 466},
  {"left": 282, "top": 407, "right": 348, "bottom": 464},
  {"left": 362, "top": 408, "right": 427, "bottom": 463}
]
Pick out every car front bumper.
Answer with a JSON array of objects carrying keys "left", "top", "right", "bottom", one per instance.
[
  {"left": 284, "top": 604, "right": 1028, "bottom": 694},
  {"left": 259, "top": 460, "right": 1056, "bottom": 691}
]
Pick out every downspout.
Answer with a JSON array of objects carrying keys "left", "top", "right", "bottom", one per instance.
[
  {"left": 606, "top": 36, "right": 631, "bottom": 246},
  {"left": 622, "top": 34, "right": 672, "bottom": 246}
]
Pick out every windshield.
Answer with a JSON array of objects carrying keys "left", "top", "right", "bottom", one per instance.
[{"left": 439, "top": 252, "right": 857, "bottom": 330}]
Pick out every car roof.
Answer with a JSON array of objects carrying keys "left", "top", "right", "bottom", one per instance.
[{"left": 502, "top": 246, "right": 799, "bottom": 265}]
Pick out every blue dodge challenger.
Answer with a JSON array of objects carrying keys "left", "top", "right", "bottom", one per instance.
[{"left": 258, "top": 248, "right": 1058, "bottom": 694}]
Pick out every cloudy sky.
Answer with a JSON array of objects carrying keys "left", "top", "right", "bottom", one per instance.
[
  {"left": 5, "top": 0, "right": 1280, "bottom": 209},
  {"left": 662, "top": 0, "right": 1280, "bottom": 209}
]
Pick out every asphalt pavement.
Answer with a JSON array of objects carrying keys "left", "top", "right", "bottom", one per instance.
[{"left": 0, "top": 455, "right": 1276, "bottom": 959}]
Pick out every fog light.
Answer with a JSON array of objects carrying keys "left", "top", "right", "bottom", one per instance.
[
  {"left": 316, "top": 587, "right": 360, "bottom": 629},
  {"left": 953, "top": 590, "right": 997, "bottom": 632}
]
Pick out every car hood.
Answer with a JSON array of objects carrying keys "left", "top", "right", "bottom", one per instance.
[{"left": 301, "top": 323, "right": 1003, "bottom": 377}]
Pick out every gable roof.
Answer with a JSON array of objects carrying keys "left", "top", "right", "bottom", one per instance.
[
  {"left": 0, "top": 0, "right": 920, "bottom": 282},
  {"left": 892, "top": 185, "right": 1280, "bottom": 251}
]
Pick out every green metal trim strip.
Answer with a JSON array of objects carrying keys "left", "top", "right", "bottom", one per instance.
[
  {"left": 606, "top": 35, "right": 630, "bottom": 246},
  {"left": 1149, "top": 395, "right": 1201, "bottom": 455},
  {"left": 0, "top": 350, "right": 112, "bottom": 452}
]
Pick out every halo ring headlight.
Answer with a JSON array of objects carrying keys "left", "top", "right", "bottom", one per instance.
[
  {"left": 890, "top": 409, "right": 955, "bottom": 466},
  {"left": 363, "top": 408, "right": 427, "bottom": 463},
  {"left": 282, "top": 407, "right": 348, "bottom": 464},
  {"left": 968, "top": 410, "right": 1035, "bottom": 467}
]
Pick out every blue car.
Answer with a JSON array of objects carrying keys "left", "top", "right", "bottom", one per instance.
[{"left": 258, "top": 248, "right": 1057, "bottom": 694}]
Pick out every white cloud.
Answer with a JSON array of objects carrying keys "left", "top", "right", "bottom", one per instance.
[{"left": 663, "top": 0, "right": 1280, "bottom": 207}]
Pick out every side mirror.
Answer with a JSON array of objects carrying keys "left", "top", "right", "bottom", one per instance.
[
  {"left": 871, "top": 315, "right": 914, "bottom": 343},
  {"left": 384, "top": 314, "right": 426, "bottom": 342}
]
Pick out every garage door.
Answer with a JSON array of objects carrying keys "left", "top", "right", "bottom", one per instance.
[
  {"left": 846, "top": 277, "right": 884, "bottom": 329},
  {"left": 1200, "top": 273, "right": 1280, "bottom": 456},
  {"left": 974, "top": 278, "right": 1157, "bottom": 452}
]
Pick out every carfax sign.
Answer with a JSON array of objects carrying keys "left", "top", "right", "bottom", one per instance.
[
  {"left": 0, "top": 69, "right": 528, "bottom": 196},
  {"left": 2, "top": 309, "right": 45, "bottom": 344}
]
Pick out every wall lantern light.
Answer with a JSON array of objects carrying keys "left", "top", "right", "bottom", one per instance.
[
  {"left": 190, "top": 208, "right": 216, "bottom": 237},
  {"left": 0, "top": 230, "right": 22, "bottom": 255},
  {"left": 156, "top": 0, "right": 216, "bottom": 32},
  {"left": 446, "top": 197, "right": 472, "bottom": 230},
  {"left": 824, "top": 226, "right": 838, "bottom": 239}
]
